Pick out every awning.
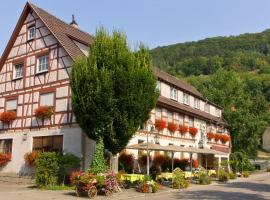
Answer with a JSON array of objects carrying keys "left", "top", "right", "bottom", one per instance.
[{"left": 126, "top": 143, "right": 227, "bottom": 156}]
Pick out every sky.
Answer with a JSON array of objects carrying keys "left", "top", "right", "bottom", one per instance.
[{"left": 1, "top": 0, "right": 270, "bottom": 56}]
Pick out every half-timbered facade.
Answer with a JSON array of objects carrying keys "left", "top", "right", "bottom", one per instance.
[{"left": 0, "top": 3, "right": 230, "bottom": 174}]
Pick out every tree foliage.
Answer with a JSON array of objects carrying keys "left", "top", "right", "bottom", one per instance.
[
  {"left": 71, "top": 27, "right": 159, "bottom": 154},
  {"left": 187, "top": 69, "right": 270, "bottom": 158},
  {"left": 150, "top": 29, "right": 270, "bottom": 76}
]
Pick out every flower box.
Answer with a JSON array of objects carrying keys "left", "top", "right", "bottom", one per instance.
[
  {"left": 221, "top": 134, "right": 230, "bottom": 143},
  {"left": 0, "top": 153, "right": 11, "bottom": 166},
  {"left": 207, "top": 132, "right": 215, "bottom": 140},
  {"left": 179, "top": 125, "right": 189, "bottom": 135},
  {"left": 24, "top": 151, "right": 40, "bottom": 166},
  {"left": 0, "top": 111, "right": 17, "bottom": 123},
  {"left": 155, "top": 119, "right": 166, "bottom": 131},
  {"left": 214, "top": 134, "right": 222, "bottom": 142},
  {"left": 168, "top": 122, "right": 178, "bottom": 133},
  {"left": 189, "top": 127, "right": 198, "bottom": 137},
  {"left": 35, "top": 106, "right": 54, "bottom": 119}
]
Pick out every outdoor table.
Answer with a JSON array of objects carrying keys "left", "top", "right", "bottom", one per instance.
[
  {"left": 208, "top": 170, "right": 216, "bottom": 176},
  {"left": 120, "top": 174, "right": 144, "bottom": 183},
  {"left": 184, "top": 171, "right": 192, "bottom": 178},
  {"left": 156, "top": 171, "right": 192, "bottom": 180}
]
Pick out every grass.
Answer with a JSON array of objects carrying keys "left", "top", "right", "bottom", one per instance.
[{"left": 40, "top": 185, "right": 75, "bottom": 190}]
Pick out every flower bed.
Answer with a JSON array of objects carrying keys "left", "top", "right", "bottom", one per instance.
[
  {"left": 189, "top": 127, "right": 198, "bottom": 137},
  {"left": 155, "top": 119, "right": 166, "bottom": 131},
  {"left": 0, "top": 153, "right": 11, "bottom": 166},
  {"left": 167, "top": 122, "right": 178, "bottom": 133},
  {"left": 0, "top": 111, "right": 17, "bottom": 123},
  {"left": 137, "top": 175, "right": 160, "bottom": 193},
  {"left": 35, "top": 106, "right": 54, "bottom": 119}
]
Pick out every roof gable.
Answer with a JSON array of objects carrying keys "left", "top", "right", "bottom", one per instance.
[{"left": 0, "top": 2, "right": 94, "bottom": 70}]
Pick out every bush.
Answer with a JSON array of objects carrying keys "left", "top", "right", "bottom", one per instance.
[
  {"left": 118, "top": 152, "right": 134, "bottom": 173},
  {"left": 172, "top": 168, "right": 189, "bottom": 189},
  {"left": 243, "top": 171, "right": 250, "bottom": 178},
  {"left": 174, "top": 158, "right": 189, "bottom": 170},
  {"left": 59, "top": 153, "right": 80, "bottom": 184},
  {"left": 218, "top": 168, "right": 229, "bottom": 182},
  {"left": 229, "top": 172, "right": 237, "bottom": 179},
  {"left": 24, "top": 151, "right": 40, "bottom": 166},
  {"left": 230, "top": 152, "right": 255, "bottom": 173},
  {"left": 35, "top": 152, "right": 60, "bottom": 187},
  {"left": 198, "top": 170, "right": 211, "bottom": 185}
]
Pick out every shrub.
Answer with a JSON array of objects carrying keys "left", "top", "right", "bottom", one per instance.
[
  {"left": 229, "top": 172, "right": 237, "bottom": 179},
  {"left": 137, "top": 176, "right": 160, "bottom": 193},
  {"left": 174, "top": 158, "right": 189, "bottom": 170},
  {"left": 168, "top": 122, "right": 178, "bottom": 133},
  {"left": 0, "top": 153, "right": 11, "bottom": 166},
  {"left": 24, "top": 151, "right": 40, "bottom": 166},
  {"left": 0, "top": 111, "right": 16, "bottom": 123},
  {"left": 70, "top": 171, "right": 84, "bottom": 186},
  {"left": 172, "top": 168, "right": 189, "bottom": 189},
  {"left": 230, "top": 152, "right": 255, "bottom": 173},
  {"left": 118, "top": 152, "right": 134, "bottom": 173},
  {"left": 218, "top": 168, "right": 229, "bottom": 182},
  {"left": 138, "top": 154, "right": 151, "bottom": 166},
  {"left": 35, "top": 152, "right": 60, "bottom": 187},
  {"left": 198, "top": 170, "right": 211, "bottom": 185},
  {"left": 59, "top": 153, "right": 81, "bottom": 184},
  {"left": 90, "top": 137, "right": 108, "bottom": 174},
  {"left": 153, "top": 154, "right": 165, "bottom": 166},
  {"left": 35, "top": 106, "right": 54, "bottom": 119},
  {"left": 155, "top": 119, "right": 166, "bottom": 131},
  {"left": 243, "top": 171, "right": 250, "bottom": 178}
]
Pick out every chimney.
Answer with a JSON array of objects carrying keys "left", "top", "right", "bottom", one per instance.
[{"left": 70, "top": 14, "right": 78, "bottom": 28}]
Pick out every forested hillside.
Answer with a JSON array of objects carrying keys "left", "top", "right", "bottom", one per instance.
[
  {"left": 150, "top": 29, "right": 270, "bottom": 157},
  {"left": 150, "top": 29, "right": 270, "bottom": 76}
]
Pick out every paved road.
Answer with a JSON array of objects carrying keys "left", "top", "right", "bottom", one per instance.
[{"left": 0, "top": 172, "right": 269, "bottom": 200}]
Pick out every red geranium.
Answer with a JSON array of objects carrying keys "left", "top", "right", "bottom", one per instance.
[
  {"left": 221, "top": 134, "right": 230, "bottom": 143},
  {"left": 207, "top": 132, "right": 215, "bottom": 140},
  {"left": 0, "top": 153, "right": 11, "bottom": 166},
  {"left": 155, "top": 119, "right": 167, "bottom": 131},
  {"left": 192, "top": 159, "right": 199, "bottom": 168},
  {"left": 0, "top": 111, "right": 17, "bottom": 123},
  {"left": 214, "top": 134, "right": 222, "bottom": 142},
  {"left": 189, "top": 127, "right": 198, "bottom": 137},
  {"left": 35, "top": 106, "right": 54, "bottom": 119},
  {"left": 168, "top": 122, "right": 178, "bottom": 133},
  {"left": 179, "top": 125, "right": 189, "bottom": 134}
]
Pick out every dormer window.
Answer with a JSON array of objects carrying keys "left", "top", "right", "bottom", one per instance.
[
  {"left": 170, "top": 87, "right": 177, "bottom": 101},
  {"left": 13, "top": 63, "right": 23, "bottom": 79},
  {"left": 37, "top": 55, "right": 49, "bottom": 73},
  {"left": 28, "top": 26, "right": 36, "bottom": 41}
]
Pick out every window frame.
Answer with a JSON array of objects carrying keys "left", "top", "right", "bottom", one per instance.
[
  {"left": 39, "top": 92, "right": 55, "bottom": 107},
  {"left": 28, "top": 26, "right": 36, "bottom": 41},
  {"left": 170, "top": 86, "right": 177, "bottom": 101},
  {"left": 13, "top": 63, "right": 23, "bottom": 80},
  {"left": 183, "top": 93, "right": 190, "bottom": 105},
  {"left": 194, "top": 98, "right": 200, "bottom": 109},
  {"left": 156, "top": 80, "right": 161, "bottom": 93},
  {"left": 5, "top": 99, "right": 18, "bottom": 112},
  {"left": 0, "top": 139, "right": 13, "bottom": 154},
  {"left": 32, "top": 135, "right": 63, "bottom": 153},
  {"left": 36, "top": 54, "right": 49, "bottom": 74}
]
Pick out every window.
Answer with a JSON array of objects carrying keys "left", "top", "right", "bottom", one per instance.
[
  {"left": 215, "top": 108, "right": 220, "bottom": 117},
  {"left": 189, "top": 117, "right": 194, "bottom": 127},
  {"left": 183, "top": 93, "right": 189, "bottom": 105},
  {"left": 6, "top": 99, "right": 17, "bottom": 111},
  {"left": 28, "top": 26, "right": 36, "bottom": 40},
  {"left": 13, "top": 63, "right": 23, "bottom": 79},
  {"left": 33, "top": 135, "right": 63, "bottom": 152},
  {"left": 179, "top": 115, "right": 183, "bottom": 125},
  {"left": 156, "top": 81, "right": 161, "bottom": 92},
  {"left": 0, "top": 139, "right": 12, "bottom": 154},
  {"left": 167, "top": 111, "right": 173, "bottom": 123},
  {"left": 204, "top": 103, "right": 210, "bottom": 113},
  {"left": 194, "top": 98, "right": 200, "bottom": 109},
  {"left": 155, "top": 108, "right": 161, "bottom": 119},
  {"left": 40, "top": 92, "right": 54, "bottom": 107},
  {"left": 37, "top": 55, "right": 49, "bottom": 73},
  {"left": 170, "top": 87, "right": 177, "bottom": 100}
]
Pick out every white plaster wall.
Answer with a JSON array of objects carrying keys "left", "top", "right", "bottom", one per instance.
[
  {"left": 160, "top": 82, "right": 170, "bottom": 99},
  {"left": 0, "top": 127, "right": 84, "bottom": 174}
]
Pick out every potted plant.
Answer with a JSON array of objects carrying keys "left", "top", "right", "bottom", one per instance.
[
  {"left": 0, "top": 153, "right": 12, "bottom": 166},
  {"left": 167, "top": 122, "right": 178, "bottom": 133},
  {"left": 221, "top": 134, "right": 230, "bottom": 143},
  {"left": 35, "top": 106, "right": 54, "bottom": 120},
  {"left": 179, "top": 125, "right": 189, "bottom": 135},
  {"left": 214, "top": 134, "right": 222, "bottom": 142},
  {"left": 24, "top": 151, "right": 40, "bottom": 166},
  {"left": 189, "top": 127, "right": 198, "bottom": 138},
  {"left": 207, "top": 132, "right": 215, "bottom": 141},
  {"left": 155, "top": 119, "right": 166, "bottom": 131},
  {"left": 0, "top": 111, "right": 17, "bottom": 124}
]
